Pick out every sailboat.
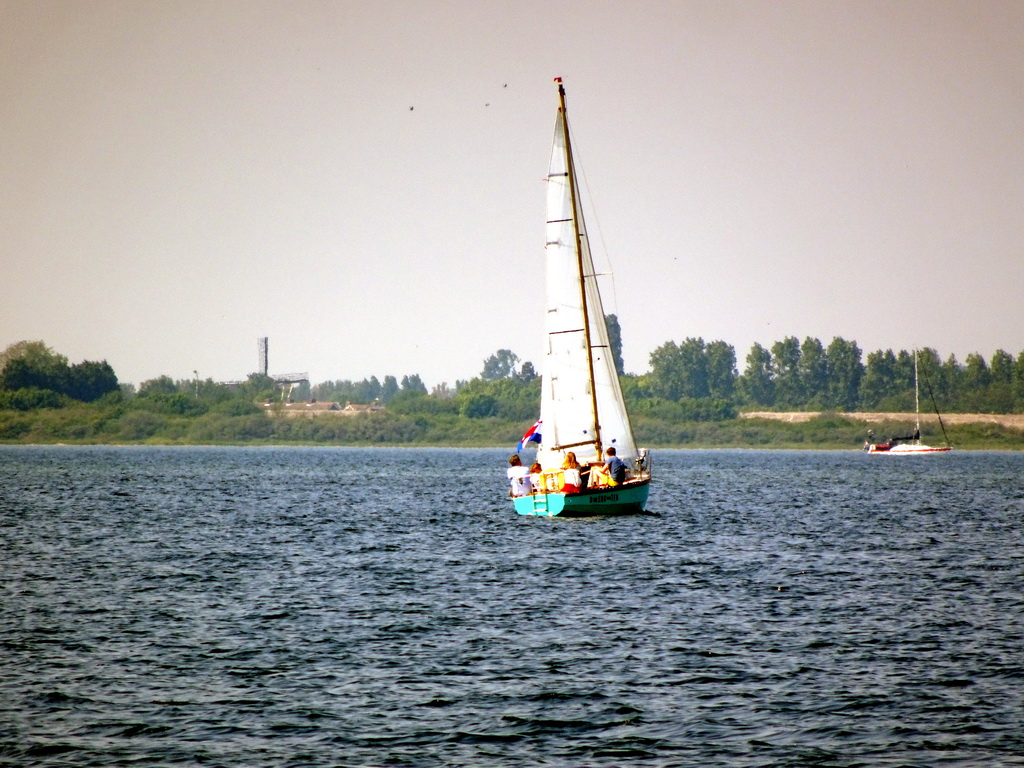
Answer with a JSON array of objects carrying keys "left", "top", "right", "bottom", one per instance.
[
  {"left": 865, "top": 349, "right": 952, "bottom": 454},
  {"left": 511, "top": 79, "right": 652, "bottom": 516}
]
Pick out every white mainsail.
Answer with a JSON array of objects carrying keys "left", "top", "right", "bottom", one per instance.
[{"left": 537, "top": 105, "right": 637, "bottom": 469}]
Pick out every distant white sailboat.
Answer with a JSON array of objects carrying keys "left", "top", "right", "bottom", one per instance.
[{"left": 866, "top": 350, "right": 951, "bottom": 454}]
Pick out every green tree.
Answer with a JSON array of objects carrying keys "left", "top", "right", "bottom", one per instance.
[
  {"left": 798, "top": 337, "right": 828, "bottom": 407},
  {"left": 0, "top": 343, "right": 69, "bottom": 394},
  {"left": 619, "top": 372, "right": 654, "bottom": 403},
  {"left": 605, "top": 314, "right": 625, "bottom": 376},
  {"left": 1014, "top": 351, "right": 1024, "bottom": 407},
  {"left": 380, "top": 375, "right": 399, "bottom": 402},
  {"left": 705, "top": 340, "right": 737, "bottom": 401},
  {"left": 939, "top": 354, "right": 963, "bottom": 405},
  {"left": 647, "top": 342, "right": 680, "bottom": 400},
  {"left": 649, "top": 338, "right": 709, "bottom": 401},
  {"left": 431, "top": 381, "right": 454, "bottom": 399},
  {"left": 356, "top": 376, "right": 382, "bottom": 402},
  {"left": 990, "top": 350, "right": 1014, "bottom": 386},
  {"left": 0, "top": 341, "right": 36, "bottom": 372},
  {"left": 481, "top": 349, "right": 520, "bottom": 381},
  {"left": 454, "top": 375, "right": 540, "bottom": 421},
  {"left": 400, "top": 374, "right": 427, "bottom": 393},
  {"left": 894, "top": 350, "right": 916, "bottom": 395},
  {"left": 66, "top": 361, "right": 119, "bottom": 402},
  {"left": 0, "top": 342, "right": 118, "bottom": 405},
  {"left": 859, "top": 350, "right": 896, "bottom": 410},
  {"left": 515, "top": 361, "right": 538, "bottom": 384},
  {"left": 676, "top": 338, "right": 709, "bottom": 399},
  {"left": 962, "top": 352, "right": 1002, "bottom": 411},
  {"left": 459, "top": 393, "right": 499, "bottom": 418},
  {"left": 963, "top": 353, "right": 991, "bottom": 390},
  {"left": 238, "top": 374, "right": 276, "bottom": 402},
  {"left": 824, "top": 337, "right": 863, "bottom": 411},
  {"left": 983, "top": 349, "right": 1015, "bottom": 412},
  {"left": 0, "top": 357, "right": 58, "bottom": 393},
  {"left": 770, "top": 337, "right": 801, "bottom": 408},
  {"left": 139, "top": 376, "right": 180, "bottom": 395},
  {"left": 915, "top": 348, "right": 943, "bottom": 403},
  {"left": 0, "top": 341, "right": 68, "bottom": 380},
  {"left": 738, "top": 342, "right": 774, "bottom": 406}
]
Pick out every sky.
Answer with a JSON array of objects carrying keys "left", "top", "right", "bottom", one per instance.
[{"left": 2, "top": 1, "right": 1023, "bottom": 388}]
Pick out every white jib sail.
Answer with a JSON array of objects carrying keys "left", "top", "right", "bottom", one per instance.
[{"left": 537, "top": 108, "right": 637, "bottom": 469}]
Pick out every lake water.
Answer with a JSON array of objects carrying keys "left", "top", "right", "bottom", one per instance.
[{"left": 1, "top": 446, "right": 1022, "bottom": 767}]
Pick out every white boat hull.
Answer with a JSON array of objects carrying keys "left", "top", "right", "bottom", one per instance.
[{"left": 867, "top": 443, "right": 951, "bottom": 454}]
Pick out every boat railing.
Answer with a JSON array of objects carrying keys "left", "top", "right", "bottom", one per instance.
[{"left": 634, "top": 448, "right": 652, "bottom": 480}]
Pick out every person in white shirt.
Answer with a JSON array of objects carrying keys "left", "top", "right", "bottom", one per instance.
[
  {"left": 561, "top": 451, "right": 582, "bottom": 493},
  {"left": 529, "top": 462, "right": 543, "bottom": 491},
  {"left": 506, "top": 454, "right": 532, "bottom": 496}
]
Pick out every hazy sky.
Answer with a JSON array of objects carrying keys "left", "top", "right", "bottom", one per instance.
[{"left": 3, "top": 1, "right": 1022, "bottom": 387}]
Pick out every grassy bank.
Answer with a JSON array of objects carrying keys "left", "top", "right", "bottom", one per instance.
[
  {"left": 647, "top": 414, "right": 1023, "bottom": 450},
  {"left": 1, "top": 402, "right": 1022, "bottom": 449}
]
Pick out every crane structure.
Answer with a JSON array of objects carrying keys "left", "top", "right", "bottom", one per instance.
[{"left": 220, "top": 337, "right": 309, "bottom": 397}]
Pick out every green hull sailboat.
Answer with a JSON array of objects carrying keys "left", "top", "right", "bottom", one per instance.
[{"left": 510, "top": 79, "right": 652, "bottom": 517}]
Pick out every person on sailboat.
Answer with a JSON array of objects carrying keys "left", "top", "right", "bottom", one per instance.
[
  {"left": 529, "top": 462, "right": 544, "bottom": 492},
  {"left": 604, "top": 447, "right": 627, "bottom": 486},
  {"left": 561, "top": 452, "right": 582, "bottom": 494},
  {"left": 507, "top": 455, "right": 532, "bottom": 496},
  {"left": 591, "top": 447, "right": 627, "bottom": 487}
]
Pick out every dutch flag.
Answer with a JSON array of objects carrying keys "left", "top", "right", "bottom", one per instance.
[{"left": 517, "top": 420, "right": 542, "bottom": 452}]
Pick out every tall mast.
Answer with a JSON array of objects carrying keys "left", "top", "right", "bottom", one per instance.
[
  {"left": 914, "top": 349, "right": 921, "bottom": 437},
  {"left": 556, "top": 80, "right": 602, "bottom": 458}
]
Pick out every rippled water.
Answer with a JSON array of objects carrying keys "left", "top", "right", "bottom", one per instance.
[{"left": 1, "top": 446, "right": 1022, "bottom": 767}]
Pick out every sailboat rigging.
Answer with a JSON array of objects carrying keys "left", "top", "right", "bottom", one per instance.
[
  {"left": 509, "top": 79, "right": 652, "bottom": 516},
  {"left": 865, "top": 349, "right": 952, "bottom": 454}
]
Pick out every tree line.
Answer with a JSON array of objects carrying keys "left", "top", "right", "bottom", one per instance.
[
  {"left": 0, "top": 341, "right": 119, "bottom": 409},
  {"left": 457, "top": 326, "right": 1024, "bottom": 420},
  {"left": 3, "top": 329, "right": 1024, "bottom": 432},
  {"left": 632, "top": 336, "right": 1024, "bottom": 414},
  {"left": 311, "top": 373, "right": 428, "bottom": 404}
]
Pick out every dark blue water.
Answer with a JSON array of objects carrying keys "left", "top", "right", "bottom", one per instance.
[{"left": 1, "top": 446, "right": 1022, "bottom": 767}]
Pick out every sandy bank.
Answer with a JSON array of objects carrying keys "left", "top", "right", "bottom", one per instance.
[{"left": 741, "top": 412, "right": 1024, "bottom": 429}]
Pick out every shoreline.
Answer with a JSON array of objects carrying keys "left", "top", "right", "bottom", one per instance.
[{"left": 3, "top": 412, "right": 1021, "bottom": 450}]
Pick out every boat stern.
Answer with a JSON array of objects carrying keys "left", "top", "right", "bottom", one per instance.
[{"left": 512, "top": 480, "right": 651, "bottom": 517}]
